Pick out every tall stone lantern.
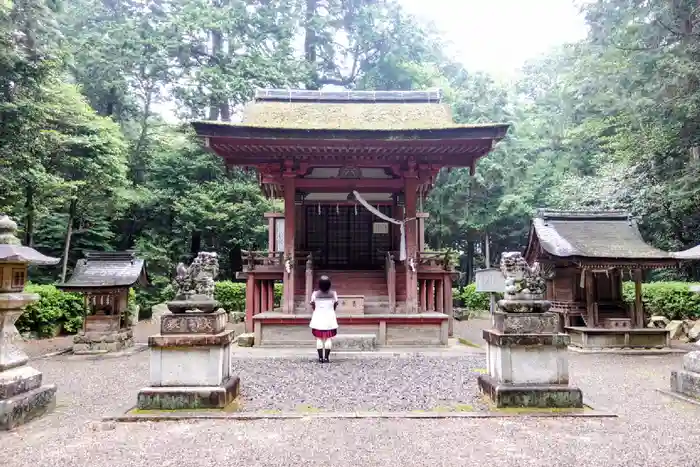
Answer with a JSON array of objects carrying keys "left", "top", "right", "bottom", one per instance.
[{"left": 0, "top": 215, "right": 60, "bottom": 430}]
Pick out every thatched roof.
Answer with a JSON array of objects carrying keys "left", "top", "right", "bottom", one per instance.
[
  {"left": 235, "top": 88, "right": 458, "bottom": 130},
  {"left": 242, "top": 101, "right": 455, "bottom": 130},
  {"left": 525, "top": 210, "right": 675, "bottom": 261},
  {"left": 58, "top": 251, "right": 150, "bottom": 290}
]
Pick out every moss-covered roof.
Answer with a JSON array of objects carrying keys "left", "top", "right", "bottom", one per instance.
[
  {"left": 241, "top": 101, "right": 456, "bottom": 130},
  {"left": 526, "top": 210, "right": 675, "bottom": 261}
]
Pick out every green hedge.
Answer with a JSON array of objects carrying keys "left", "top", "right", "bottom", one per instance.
[
  {"left": 622, "top": 282, "right": 700, "bottom": 320},
  {"left": 451, "top": 281, "right": 700, "bottom": 320},
  {"left": 15, "top": 284, "right": 87, "bottom": 338},
  {"left": 214, "top": 281, "right": 283, "bottom": 313},
  {"left": 452, "top": 284, "right": 499, "bottom": 311}
]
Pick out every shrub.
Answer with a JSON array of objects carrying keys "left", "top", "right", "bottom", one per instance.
[
  {"left": 453, "top": 283, "right": 498, "bottom": 311},
  {"left": 213, "top": 281, "right": 283, "bottom": 313},
  {"left": 622, "top": 281, "right": 700, "bottom": 320},
  {"left": 15, "top": 284, "right": 87, "bottom": 337}
]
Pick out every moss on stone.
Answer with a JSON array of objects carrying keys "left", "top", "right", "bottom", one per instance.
[{"left": 458, "top": 338, "right": 482, "bottom": 348}]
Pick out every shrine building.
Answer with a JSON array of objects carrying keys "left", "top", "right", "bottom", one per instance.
[{"left": 192, "top": 89, "right": 509, "bottom": 347}]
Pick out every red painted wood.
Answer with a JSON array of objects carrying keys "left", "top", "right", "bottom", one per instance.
[
  {"left": 294, "top": 178, "right": 403, "bottom": 191},
  {"left": 283, "top": 174, "right": 296, "bottom": 313},
  {"left": 245, "top": 275, "right": 255, "bottom": 332},
  {"left": 427, "top": 279, "right": 435, "bottom": 312},
  {"left": 261, "top": 280, "right": 268, "bottom": 312},
  {"left": 267, "top": 281, "right": 275, "bottom": 312},
  {"left": 404, "top": 173, "right": 419, "bottom": 313},
  {"left": 253, "top": 279, "right": 260, "bottom": 317},
  {"left": 436, "top": 279, "right": 444, "bottom": 313},
  {"left": 256, "top": 316, "right": 447, "bottom": 326}
]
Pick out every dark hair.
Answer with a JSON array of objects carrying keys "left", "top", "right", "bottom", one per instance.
[{"left": 318, "top": 275, "right": 331, "bottom": 292}]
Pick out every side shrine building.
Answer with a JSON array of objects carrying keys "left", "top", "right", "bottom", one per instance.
[
  {"left": 193, "top": 89, "right": 509, "bottom": 347},
  {"left": 524, "top": 210, "right": 679, "bottom": 350}
]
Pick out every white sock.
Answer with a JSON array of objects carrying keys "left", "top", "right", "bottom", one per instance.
[
  {"left": 316, "top": 339, "right": 324, "bottom": 349},
  {"left": 324, "top": 339, "right": 332, "bottom": 350}
]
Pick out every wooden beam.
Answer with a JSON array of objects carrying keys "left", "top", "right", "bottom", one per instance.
[
  {"left": 634, "top": 269, "right": 643, "bottom": 328},
  {"left": 294, "top": 178, "right": 404, "bottom": 191}
]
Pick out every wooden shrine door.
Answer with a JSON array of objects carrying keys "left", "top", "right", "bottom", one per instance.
[{"left": 304, "top": 205, "right": 392, "bottom": 269}]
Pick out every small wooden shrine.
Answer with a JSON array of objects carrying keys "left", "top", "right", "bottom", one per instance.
[
  {"left": 193, "top": 89, "right": 509, "bottom": 347},
  {"left": 524, "top": 210, "right": 679, "bottom": 350},
  {"left": 59, "top": 251, "right": 149, "bottom": 353}
]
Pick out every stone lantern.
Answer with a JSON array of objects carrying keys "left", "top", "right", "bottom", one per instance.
[{"left": 0, "top": 215, "right": 60, "bottom": 430}]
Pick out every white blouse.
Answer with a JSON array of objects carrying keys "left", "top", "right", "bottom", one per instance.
[{"left": 309, "top": 290, "right": 339, "bottom": 330}]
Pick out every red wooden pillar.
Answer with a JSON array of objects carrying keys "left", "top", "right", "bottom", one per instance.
[
  {"left": 404, "top": 167, "right": 419, "bottom": 313},
  {"left": 245, "top": 274, "right": 255, "bottom": 332},
  {"left": 266, "top": 213, "right": 275, "bottom": 253},
  {"left": 283, "top": 171, "right": 296, "bottom": 313},
  {"left": 436, "top": 279, "right": 444, "bottom": 313},
  {"left": 444, "top": 273, "right": 454, "bottom": 337},
  {"left": 253, "top": 279, "right": 260, "bottom": 318},
  {"left": 268, "top": 281, "right": 275, "bottom": 311},
  {"left": 427, "top": 279, "right": 435, "bottom": 312},
  {"left": 419, "top": 280, "right": 427, "bottom": 312},
  {"left": 260, "top": 280, "right": 268, "bottom": 312}
]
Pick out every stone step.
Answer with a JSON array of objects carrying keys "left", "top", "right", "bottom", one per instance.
[{"left": 332, "top": 334, "right": 377, "bottom": 351}]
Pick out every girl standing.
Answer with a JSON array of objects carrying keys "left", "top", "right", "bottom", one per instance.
[{"left": 309, "top": 275, "right": 338, "bottom": 363}]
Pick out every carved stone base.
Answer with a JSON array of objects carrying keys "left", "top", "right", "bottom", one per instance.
[
  {"left": 492, "top": 311, "right": 559, "bottom": 334},
  {"left": 0, "top": 366, "right": 56, "bottom": 430},
  {"left": 478, "top": 374, "right": 583, "bottom": 408},
  {"left": 670, "top": 351, "right": 700, "bottom": 400},
  {"left": 137, "top": 376, "right": 240, "bottom": 410},
  {"left": 72, "top": 328, "right": 134, "bottom": 354},
  {"left": 497, "top": 299, "right": 551, "bottom": 314},
  {"left": 160, "top": 310, "right": 227, "bottom": 335},
  {"left": 481, "top": 309, "right": 583, "bottom": 408}
]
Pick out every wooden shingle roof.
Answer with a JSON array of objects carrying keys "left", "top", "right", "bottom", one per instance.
[
  {"left": 525, "top": 210, "right": 676, "bottom": 264},
  {"left": 58, "top": 251, "right": 150, "bottom": 290}
]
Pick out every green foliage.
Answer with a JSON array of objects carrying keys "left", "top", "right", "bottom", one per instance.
[
  {"left": 16, "top": 284, "right": 87, "bottom": 337},
  {"left": 452, "top": 284, "right": 498, "bottom": 311},
  {"left": 622, "top": 282, "right": 700, "bottom": 320},
  {"left": 214, "top": 281, "right": 282, "bottom": 313}
]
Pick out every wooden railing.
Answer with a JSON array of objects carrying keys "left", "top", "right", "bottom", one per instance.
[
  {"left": 385, "top": 251, "right": 396, "bottom": 313},
  {"left": 417, "top": 251, "right": 456, "bottom": 271},
  {"left": 241, "top": 250, "right": 284, "bottom": 270}
]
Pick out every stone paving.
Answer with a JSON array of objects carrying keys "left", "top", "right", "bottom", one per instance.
[{"left": 1, "top": 319, "right": 699, "bottom": 467}]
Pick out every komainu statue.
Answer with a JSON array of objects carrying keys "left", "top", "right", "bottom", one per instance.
[
  {"left": 173, "top": 252, "right": 219, "bottom": 300},
  {"left": 500, "top": 252, "right": 547, "bottom": 300}
]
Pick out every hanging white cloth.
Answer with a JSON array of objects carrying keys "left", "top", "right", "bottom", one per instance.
[{"left": 353, "top": 190, "right": 407, "bottom": 261}]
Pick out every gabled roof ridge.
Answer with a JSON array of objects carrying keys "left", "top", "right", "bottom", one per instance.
[
  {"left": 535, "top": 208, "right": 631, "bottom": 221},
  {"left": 254, "top": 88, "right": 443, "bottom": 104}
]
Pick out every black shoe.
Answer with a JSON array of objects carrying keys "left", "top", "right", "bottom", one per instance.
[
  {"left": 323, "top": 348, "right": 331, "bottom": 363},
  {"left": 317, "top": 349, "right": 324, "bottom": 363}
]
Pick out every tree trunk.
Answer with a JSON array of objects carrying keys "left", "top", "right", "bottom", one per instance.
[
  {"left": 61, "top": 199, "right": 78, "bottom": 283},
  {"left": 466, "top": 240, "right": 474, "bottom": 283},
  {"left": 24, "top": 185, "right": 34, "bottom": 246},
  {"left": 304, "top": 0, "right": 319, "bottom": 89},
  {"left": 208, "top": 22, "right": 223, "bottom": 120}
]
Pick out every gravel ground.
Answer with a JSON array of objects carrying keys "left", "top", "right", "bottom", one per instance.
[
  {"left": 2, "top": 318, "right": 700, "bottom": 466},
  {"left": 233, "top": 355, "right": 487, "bottom": 412}
]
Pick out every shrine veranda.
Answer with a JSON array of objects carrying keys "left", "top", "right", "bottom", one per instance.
[{"left": 192, "top": 89, "right": 509, "bottom": 347}]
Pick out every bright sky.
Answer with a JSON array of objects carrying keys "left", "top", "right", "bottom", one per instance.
[{"left": 399, "top": 0, "right": 589, "bottom": 79}]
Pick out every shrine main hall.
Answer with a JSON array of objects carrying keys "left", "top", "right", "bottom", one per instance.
[{"left": 192, "top": 89, "right": 508, "bottom": 347}]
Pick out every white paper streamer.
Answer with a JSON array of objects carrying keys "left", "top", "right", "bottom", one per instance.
[{"left": 353, "top": 190, "right": 407, "bottom": 261}]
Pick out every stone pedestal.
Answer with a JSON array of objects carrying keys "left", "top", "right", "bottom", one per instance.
[
  {"left": 0, "top": 294, "right": 57, "bottom": 430},
  {"left": 137, "top": 309, "right": 239, "bottom": 410},
  {"left": 670, "top": 351, "right": 700, "bottom": 400},
  {"left": 478, "top": 307, "right": 583, "bottom": 408},
  {"left": 73, "top": 329, "right": 134, "bottom": 354}
]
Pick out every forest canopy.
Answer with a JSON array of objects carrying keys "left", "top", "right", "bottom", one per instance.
[{"left": 1, "top": 0, "right": 699, "bottom": 295}]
